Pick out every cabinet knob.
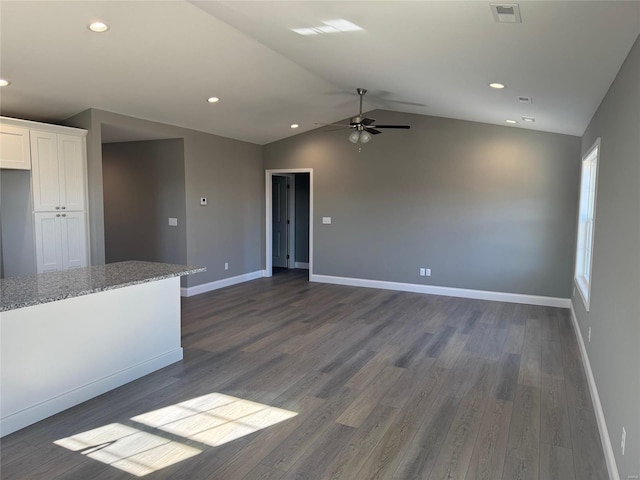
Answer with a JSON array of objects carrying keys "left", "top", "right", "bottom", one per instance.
[
  {"left": 61, "top": 214, "right": 66, "bottom": 217},
  {"left": 61, "top": 206, "right": 66, "bottom": 210},
  {"left": 55, "top": 206, "right": 60, "bottom": 210},
  {"left": 56, "top": 214, "right": 61, "bottom": 217}
]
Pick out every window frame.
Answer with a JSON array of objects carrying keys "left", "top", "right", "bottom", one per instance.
[{"left": 574, "top": 137, "right": 601, "bottom": 311}]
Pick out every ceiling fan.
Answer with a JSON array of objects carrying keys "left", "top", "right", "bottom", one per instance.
[{"left": 320, "top": 88, "right": 411, "bottom": 144}]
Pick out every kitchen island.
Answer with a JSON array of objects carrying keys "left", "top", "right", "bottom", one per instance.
[{"left": 0, "top": 261, "right": 205, "bottom": 436}]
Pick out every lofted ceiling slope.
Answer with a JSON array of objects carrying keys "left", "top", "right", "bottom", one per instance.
[{"left": 1, "top": 1, "right": 639, "bottom": 144}]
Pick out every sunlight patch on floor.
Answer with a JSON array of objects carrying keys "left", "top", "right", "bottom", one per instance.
[
  {"left": 54, "top": 393, "right": 298, "bottom": 476},
  {"left": 54, "top": 423, "right": 200, "bottom": 477},
  {"left": 131, "top": 392, "right": 298, "bottom": 447}
]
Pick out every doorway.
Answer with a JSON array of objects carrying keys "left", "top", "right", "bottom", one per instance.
[{"left": 265, "top": 169, "right": 313, "bottom": 277}]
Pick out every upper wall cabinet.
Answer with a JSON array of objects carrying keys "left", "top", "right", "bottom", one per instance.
[
  {"left": 0, "top": 124, "right": 31, "bottom": 170},
  {"left": 31, "top": 131, "right": 86, "bottom": 212}
]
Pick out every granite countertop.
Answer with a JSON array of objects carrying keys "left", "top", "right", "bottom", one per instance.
[{"left": 0, "top": 261, "right": 206, "bottom": 312}]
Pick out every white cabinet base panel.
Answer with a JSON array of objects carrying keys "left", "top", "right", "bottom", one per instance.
[{"left": 0, "top": 277, "right": 183, "bottom": 437}]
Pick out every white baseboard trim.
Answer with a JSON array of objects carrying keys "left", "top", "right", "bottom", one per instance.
[
  {"left": 294, "top": 262, "right": 309, "bottom": 269},
  {"left": 309, "top": 274, "right": 570, "bottom": 308},
  {"left": 569, "top": 303, "right": 619, "bottom": 480},
  {"left": 0, "top": 348, "right": 183, "bottom": 437},
  {"left": 181, "top": 270, "right": 266, "bottom": 297}
]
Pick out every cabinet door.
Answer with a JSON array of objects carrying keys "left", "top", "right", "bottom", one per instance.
[
  {"left": 60, "top": 211, "right": 87, "bottom": 270},
  {"left": 58, "top": 134, "right": 86, "bottom": 211},
  {"left": 0, "top": 124, "right": 31, "bottom": 170},
  {"left": 31, "top": 130, "right": 61, "bottom": 211},
  {"left": 34, "top": 212, "right": 63, "bottom": 273}
]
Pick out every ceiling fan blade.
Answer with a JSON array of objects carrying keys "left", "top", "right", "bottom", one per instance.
[
  {"left": 373, "top": 125, "right": 411, "bottom": 129},
  {"left": 314, "top": 122, "right": 352, "bottom": 127},
  {"left": 362, "top": 117, "right": 376, "bottom": 126},
  {"left": 364, "top": 127, "right": 382, "bottom": 135}
]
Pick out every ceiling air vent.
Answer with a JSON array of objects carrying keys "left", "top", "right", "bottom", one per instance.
[
  {"left": 491, "top": 4, "right": 522, "bottom": 23},
  {"left": 517, "top": 96, "right": 532, "bottom": 104}
]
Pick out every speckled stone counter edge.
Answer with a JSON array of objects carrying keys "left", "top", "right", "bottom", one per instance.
[{"left": 1, "top": 261, "right": 206, "bottom": 312}]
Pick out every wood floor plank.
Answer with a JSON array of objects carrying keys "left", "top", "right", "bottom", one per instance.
[
  {"left": 242, "top": 464, "right": 286, "bottom": 480},
  {"left": 503, "top": 323, "right": 525, "bottom": 354},
  {"left": 465, "top": 398, "right": 513, "bottom": 480},
  {"left": 539, "top": 444, "right": 575, "bottom": 480},
  {"left": 391, "top": 393, "right": 461, "bottom": 480},
  {"left": 336, "top": 365, "right": 404, "bottom": 428},
  {"left": 319, "top": 404, "right": 400, "bottom": 480},
  {"left": 540, "top": 380, "right": 572, "bottom": 448},
  {"left": 206, "top": 396, "right": 325, "bottom": 480},
  {"left": 518, "top": 318, "right": 543, "bottom": 387},
  {"left": 261, "top": 388, "right": 356, "bottom": 471},
  {"left": 502, "top": 385, "right": 541, "bottom": 480},
  {"left": 427, "top": 377, "right": 489, "bottom": 480},
  {"left": 493, "top": 352, "right": 521, "bottom": 402},
  {"left": 280, "top": 423, "right": 356, "bottom": 480},
  {"left": 569, "top": 406, "right": 608, "bottom": 480},
  {"left": 355, "top": 375, "right": 449, "bottom": 479}
]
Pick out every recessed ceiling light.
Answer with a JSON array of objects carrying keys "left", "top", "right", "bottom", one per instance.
[
  {"left": 207, "top": 97, "right": 220, "bottom": 103},
  {"left": 522, "top": 116, "right": 536, "bottom": 122},
  {"left": 290, "top": 124, "right": 299, "bottom": 129},
  {"left": 0, "top": 79, "right": 10, "bottom": 87},
  {"left": 505, "top": 119, "right": 518, "bottom": 124},
  {"left": 489, "top": 83, "right": 506, "bottom": 89},
  {"left": 88, "top": 21, "right": 109, "bottom": 33}
]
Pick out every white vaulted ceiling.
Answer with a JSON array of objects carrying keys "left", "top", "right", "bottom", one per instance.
[{"left": 1, "top": 1, "right": 638, "bottom": 144}]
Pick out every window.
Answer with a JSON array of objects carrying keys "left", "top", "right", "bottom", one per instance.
[{"left": 575, "top": 138, "right": 600, "bottom": 310}]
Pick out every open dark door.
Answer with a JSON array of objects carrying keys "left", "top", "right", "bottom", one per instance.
[{"left": 271, "top": 175, "right": 288, "bottom": 268}]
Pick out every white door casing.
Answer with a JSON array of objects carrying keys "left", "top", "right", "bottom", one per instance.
[{"left": 265, "top": 168, "right": 313, "bottom": 277}]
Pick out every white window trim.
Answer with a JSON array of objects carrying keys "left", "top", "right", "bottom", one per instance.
[{"left": 574, "top": 137, "right": 600, "bottom": 311}]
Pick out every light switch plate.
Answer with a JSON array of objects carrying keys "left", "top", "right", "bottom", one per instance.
[
  {"left": 322, "top": 217, "right": 332, "bottom": 224},
  {"left": 168, "top": 218, "right": 178, "bottom": 226}
]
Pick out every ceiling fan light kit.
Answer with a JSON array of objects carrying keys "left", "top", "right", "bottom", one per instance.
[{"left": 321, "top": 88, "right": 411, "bottom": 144}]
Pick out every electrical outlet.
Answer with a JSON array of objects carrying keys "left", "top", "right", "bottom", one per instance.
[
  {"left": 425, "top": 268, "right": 431, "bottom": 276},
  {"left": 621, "top": 427, "right": 626, "bottom": 455},
  {"left": 419, "top": 268, "right": 426, "bottom": 277},
  {"left": 224, "top": 262, "right": 229, "bottom": 271},
  {"left": 588, "top": 327, "right": 591, "bottom": 342}
]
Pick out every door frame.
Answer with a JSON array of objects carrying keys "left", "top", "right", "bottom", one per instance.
[{"left": 265, "top": 168, "right": 313, "bottom": 277}]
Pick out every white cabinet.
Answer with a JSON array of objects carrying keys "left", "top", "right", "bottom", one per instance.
[
  {"left": 31, "top": 130, "right": 86, "bottom": 212},
  {"left": 0, "top": 124, "right": 31, "bottom": 170},
  {"left": 34, "top": 212, "right": 87, "bottom": 273},
  {"left": 1, "top": 116, "right": 89, "bottom": 275}
]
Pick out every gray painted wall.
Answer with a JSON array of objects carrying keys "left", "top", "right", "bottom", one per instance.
[
  {"left": 65, "top": 109, "right": 263, "bottom": 288},
  {"left": 102, "top": 139, "right": 186, "bottom": 266},
  {"left": 0, "top": 170, "right": 36, "bottom": 278},
  {"left": 573, "top": 35, "right": 640, "bottom": 478},
  {"left": 264, "top": 111, "right": 581, "bottom": 298},
  {"left": 294, "top": 173, "right": 309, "bottom": 263}
]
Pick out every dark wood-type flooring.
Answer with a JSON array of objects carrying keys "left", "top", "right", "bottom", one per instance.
[{"left": 0, "top": 269, "right": 608, "bottom": 479}]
